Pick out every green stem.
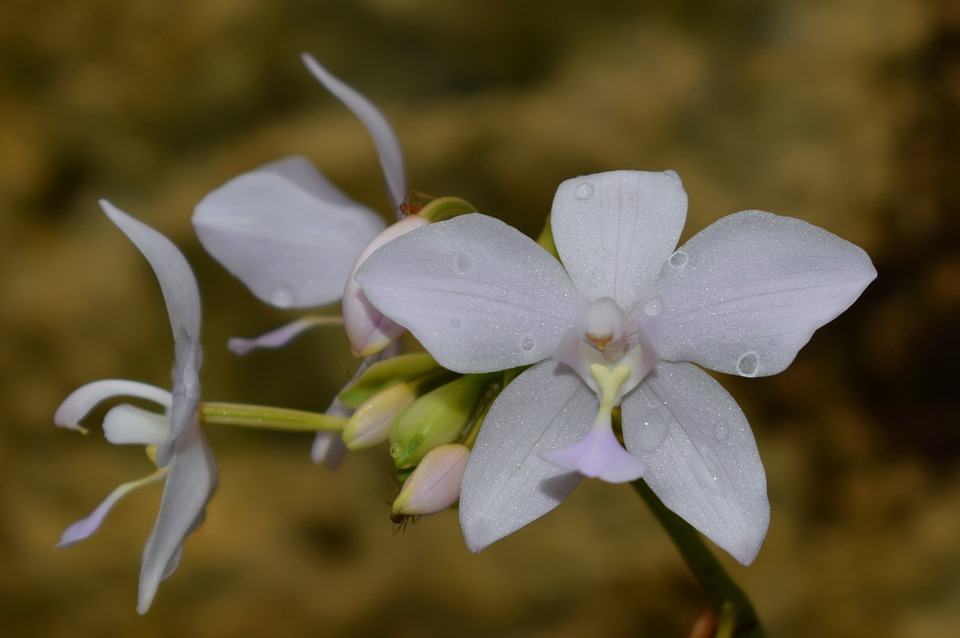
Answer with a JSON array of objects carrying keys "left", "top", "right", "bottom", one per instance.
[
  {"left": 631, "top": 481, "right": 765, "bottom": 638},
  {"left": 200, "top": 402, "right": 348, "bottom": 433}
]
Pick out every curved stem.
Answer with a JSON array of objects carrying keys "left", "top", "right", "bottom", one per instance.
[{"left": 631, "top": 480, "right": 765, "bottom": 638}]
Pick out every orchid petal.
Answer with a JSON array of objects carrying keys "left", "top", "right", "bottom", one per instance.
[
  {"left": 551, "top": 170, "right": 687, "bottom": 309},
  {"left": 357, "top": 214, "right": 587, "bottom": 373},
  {"left": 302, "top": 54, "right": 407, "bottom": 212},
  {"left": 55, "top": 380, "right": 172, "bottom": 432},
  {"left": 540, "top": 426, "right": 647, "bottom": 483},
  {"left": 640, "top": 210, "right": 877, "bottom": 377},
  {"left": 393, "top": 444, "right": 470, "bottom": 516},
  {"left": 343, "top": 215, "right": 427, "bottom": 356},
  {"left": 227, "top": 316, "right": 343, "bottom": 355},
  {"left": 103, "top": 405, "right": 170, "bottom": 445},
  {"left": 55, "top": 467, "right": 169, "bottom": 548},
  {"left": 100, "top": 201, "right": 203, "bottom": 464},
  {"left": 192, "top": 157, "right": 385, "bottom": 309},
  {"left": 312, "top": 397, "right": 353, "bottom": 469},
  {"left": 621, "top": 361, "right": 769, "bottom": 565},
  {"left": 459, "top": 361, "right": 596, "bottom": 552},
  {"left": 137, "top": 422, "right": 218, "bottom": 614}
]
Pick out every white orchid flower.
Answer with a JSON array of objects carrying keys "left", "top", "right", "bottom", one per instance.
[
  {"left": 355, "top": 170, "right": 876, "bottom": 565},
  {"left": 56, "top": 201, "right": 217, "bottom": 614}
]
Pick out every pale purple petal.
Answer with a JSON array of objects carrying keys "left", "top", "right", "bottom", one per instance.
[
  {"left": 100, "top": 201, "right": 202, "bottom": 464},
  {"left": 310, "top": 431, "right": 348, "bottom": 469},
  {"left": 55, "top": 380, "right": 172, "bottom": 432},
  {"left": 621, "top": 361, "right": 769, "bottom": 565},
  {"left": 302, "top": 53, "right": 407, "bottom": 211},
  {"left": 192, "top": 157, "right": 385, "bottom": 309},
  {"left": 540, "top": 426, "right": 647, "bottom": 483},
  {"left": 137, "top": 422, "right": 218, "bottom": 614},
  {"left": 551, "top": 170, "right": 687, "bottom": 309},
  {"left": 639, "top": 210, "right": 877, "bottom": 377},
  {"left": 342, "top": 215, "right": 427, "bottom": 356},
  {"left": 227, "top": 316, "right": 343, "bottom": 355},
  {"left": 55, "top": 468, "right": 168, "bottom": 548},
  {"left": 459, "top": 360, "right": 596, "bottom": 552},
  {"left": 356, "top": 214, "right": 587, "bottom": 373},
  {"left": 394, "top": 444, "right": 470, "bottom": 516}
]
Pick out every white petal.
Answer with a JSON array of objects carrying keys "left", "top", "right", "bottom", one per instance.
[
  {"left": 356, "top": 214, "right": 587, "bottom": 373},
  {"left": 551, "top": 170, "right": 687, "bottom": 309},
  {"left": 55, "top": 380, "right": 172, "bottom": 431},
  {"left": 100, "top": 201, "right": 203, "bottom": 463},
  {"left": 640, "top": 210, "right": 877, "bottom": 377},
  {"left": 302, "top": 53, "right": 407, "bottom": 211},
  {"left": 192, "top": 157, "right": 385, "bottom": 309},
  {"left": 103, "top": 404, "right": 170, "bottom": 445},
  {"left": 459, "top": 360, "right": 596, "bottom": 552},
  {"left": 227, "top": 315, "right": 343, "bottom": 355},
  {"left": 621, "top": 361, "right": 769, "bottom": 565},
  {"left": 137, "top": 422, "right": 218, "bottom": 614}
]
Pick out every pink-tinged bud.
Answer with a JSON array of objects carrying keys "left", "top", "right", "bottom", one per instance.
[
  {"left": 391, "top": 444, "right": 470, "bottom": 516},
  {"left": 343, "top": 215, "right": 429, "bottom": 356}
]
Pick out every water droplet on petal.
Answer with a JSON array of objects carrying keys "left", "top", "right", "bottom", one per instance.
[
  {"left": 449, "top": 318, "right": 462, "bottom": 329},
  {"left": 668, "top": 250, "right": 687, "bottom": 269},
  {"left": 455, "top": 252, "right": 473, "bottom": 273},
  {"left": 269, "top": 284, "right": 296, "bottom": 308},
  {"left": 574, "top": 183, "right": 594, "bottom": 200},
  {"left": 521, "top": 336, "right": 535, "bottom": 351},
  {"left": 643, "top": 298, "right": 663, "bottom": 316},
  {"left": 736, "top": 351, "right": 759, "bottom": 377}
]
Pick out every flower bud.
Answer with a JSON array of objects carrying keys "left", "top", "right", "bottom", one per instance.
[
  {"left": 392, "top": 444, "right": 470, "bottom": 516},
  {"left": 389, "top": 372, "right": 498, "bottom": 469},
  {"left": 342, "top": 382, "right": 417, "bottom": 450},
  {"left": 338, "top": 352, "right": 444, "bottom": 408}
]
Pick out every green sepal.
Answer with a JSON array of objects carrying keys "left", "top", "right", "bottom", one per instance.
[
  {"left": 535, "top": 214, "right": 559, "bottom": 259},
  {"left": 339, "top": 353, "right": 445, "bottom": 408},
  {"left": 389, "top": 372, "right": 500, "bottom": 469},
  {"left": 419, "top": 196, "right": 478, "bottom": 223}
]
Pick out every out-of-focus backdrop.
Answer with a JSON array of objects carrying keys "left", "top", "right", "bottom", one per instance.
[{"left": 1, "top": 0, "right": 957, "bottom": 636}]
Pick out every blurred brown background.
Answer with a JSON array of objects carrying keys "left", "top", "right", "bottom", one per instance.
[{"left": 1, "top": 0, "right": 958, "bottom": 636}]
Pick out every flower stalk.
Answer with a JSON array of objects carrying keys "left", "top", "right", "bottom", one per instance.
[
  {"left": 200, "top": 402, "right": 348, "bottom": 432},
  {"left": 631, "top": 480, "right": 765, "bottom": 638}
]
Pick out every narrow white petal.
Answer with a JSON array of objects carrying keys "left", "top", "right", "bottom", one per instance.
[
  {"left": 55, "top": 380, "right": 172, "bottom": 431},
  {"left": 459, "top": 360, "right": 597, "bottom": 552},
  {"left": 227, "top": 316, "right": 343, "bottom": 355},
  {"left": 640, "top": 210, "right": 877, "bottom": 377},
  {"left": 100, "top": 201, "right": 203, "bottom": 464},
  {"left": 193, "top": 158, "right": 385, "bottom": 309},
  {"left": 55, "top": 467, "right": 168, "bottom": 548},
  {"left": 551, "top": 170, "right": 687, "bottom": 309},
  {"left": 302, "top": 53, "right": 407, "bottom": 211},
  {"left": 103, "top": 405, "right": 170, "bottom": 445},
  {"left": 356, "top": 214, "right": 587, "bottom": 373},
  {"left": 621, "top": 361, "right": 769, "bottom": 565},
  {"left": 137, "top": 422, "right": 218, "bottom": 614}
]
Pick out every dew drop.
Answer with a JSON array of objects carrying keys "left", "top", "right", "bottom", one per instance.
[
  {"left": 736, "top": 351, "right": 759, "bottom": 377},
  {"left": 389, "top": 443, "right": 403, "bottom": 459},
  {"left": 574, "top": 183, "right": 594, "bottom": 200},
  {"left": 455, "top": 252, "right": 473, "bottom": 273},
  {"left": 269, "top": 284, "right": 296, "bottom": 308},
  {"left": 643, "top": 298, "right": 663, "bottom": 316},
  {"left": 521, "top": 336, "right": 535, "bottom": 351},
  {"left": 449, "top": 318, "right": 462, "bottom": 329},
  {"left": 668, "top": 250, "right": 687, "bottom": 269}
]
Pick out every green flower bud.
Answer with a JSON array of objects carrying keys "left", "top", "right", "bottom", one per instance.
[
  {"left": 389, "top": 372, "right": 500, "bottom": 469},
  {"left": 338, "top": 352, "right": 446, "bottom": 408}
]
